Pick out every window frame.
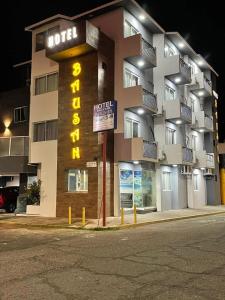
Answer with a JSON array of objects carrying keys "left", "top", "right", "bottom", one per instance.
[
  {"left": 125, "top": 117, "right": 140, "bottom": 138},
  {"left": 34, "top": 72, "right": 58, "bottom": 95},
  {"left": 14, "top": 106, "right": 28, "bottom": 123},
  {"left": 166, "top": 127, "right": 176, "bottom": 145},
  {"left": 124, "top": 68, "right": 139, "bottom": 88},
  {"left": 162, "top": 171, "right": 172, "bottom": 191},
  {"left": 67, "top": 169, "right": 88, "bottom": 193},
  {"left": 193, "top": 173, "right": 199, "bottom": 191},
  {"left": 33, "top": 119, "right": 58, "bottom": 142},
  {"left": 165, "top": 84, "right": 175, "bottom": 101}
]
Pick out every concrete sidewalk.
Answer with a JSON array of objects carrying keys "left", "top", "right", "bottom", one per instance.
[{"left": 1, "top": 206, "right": 225, "bottom": 230}]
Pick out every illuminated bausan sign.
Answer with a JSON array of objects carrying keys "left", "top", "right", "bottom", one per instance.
[
  {"left": 47, "top": 27, "right": 78, "bottom": 48},
  {"left": 70, "top": 62, "right": 81, "bottom": 159}
]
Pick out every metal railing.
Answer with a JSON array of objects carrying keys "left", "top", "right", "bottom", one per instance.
[
  {"left": 180, "top": 103, "right": 192, "bottom": 122},
  {"left": 182, "top": 147, "right": 193, "bottom": 163},
  {"left": 141, "top": 39, "right": 156, "bottom": 58},
  {"left": 179, "top": 58, "right": 191, "bottom": 81},
  {"left": 143, "top": 89, "right": 157, "bottom": 111},
  {"left": 204, "top": 114, "right": 213, "bottom": 130},
  {"left": 0, "top": 136, "right": 29, "bottom": 157},
  {"left": 143, "top": 141, "right": 157, "bottom": 159},
  {"left": 204, "top": 76, "right": 212, "bottom": 87}
]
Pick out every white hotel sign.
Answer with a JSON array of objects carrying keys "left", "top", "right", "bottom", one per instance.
[{"left": 47, "top": 26, "right": 78, "bottom": 48}]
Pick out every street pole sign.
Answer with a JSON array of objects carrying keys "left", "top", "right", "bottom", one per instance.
[{"left": 93, "top": 100, "right": 117, "bottom": 226}]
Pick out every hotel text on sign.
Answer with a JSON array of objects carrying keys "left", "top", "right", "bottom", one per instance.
[{"left": 47, "top": 27, "right": 78, "bottom": 48}]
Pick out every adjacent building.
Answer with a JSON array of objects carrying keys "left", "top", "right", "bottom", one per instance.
[
  {"left": 22, "top": 0, "right": 220, "bottom": 218},
  {"left": 0, "top": 62, "right": 37, "bottom": 191}
]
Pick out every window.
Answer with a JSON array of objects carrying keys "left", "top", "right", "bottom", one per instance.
[
  {"left": 35, "top": 72, "right": 58, "bottom": 95},
  {"left": 35, "top": 26, "right": 59, "bottom": 52},
  {"left": 192, "top": 134, "right": 197, "bottom": 151},
  {"left": 124, "top": 20, "right": 139, "bottom": 38},
  {"left": 35, "top": 31, "right": 45, "bottom": 52},
  {"left": 165, "top": 85, "right": 175, "bottom": 101},
  {"left": 193, "top": 174, "right": 199, "bottom": 191},
  {"left": 166, "top": 127, "right": 176, "bottom": 144},
  {"left": 67, "top": 169, "right": 88, "bottom": 192},
  {"left": 33, "top": 120, "right": 58, "bottom": 142},
  {"left": 14, "top": 106, "right": 28, "bottom": 123},
  {"left": 125, "top": 118, "right": 139, "bottom": 138},
  {"left": 165, "top": 44, "right": 175, "bottom": 57},
  {"left": 162, "top": 171, "right": 172, "bottom": 191},
  {"left": 124, "top": 69, "right": 139, "bottom": 88}
]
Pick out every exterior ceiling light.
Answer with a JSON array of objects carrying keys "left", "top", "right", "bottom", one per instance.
[
  {"left": 178, "top": 42, "right": 185, "bottom": 49},
  {"left": 137, "top": 108, "right": 145, "bottom": 115},
  {"left": 201, "top": 167, "right": 205, "bottom": 170},
  {"left": 133, "top": 161, "right": 139, "bottom": 164},
  {"left": 139, "top": 15, "right": 146, "bottom": 21},
  {"left": 197, "top": 60, "right": 204, "bottom": 66},
  {"left": 176, "top": 120, "right": 182, "bottom": 124},
  {"left": 137, "top": 60, "right": 145, "bottom": 67},
  {"left": 198, "top": 91, "right": 204, "bottom": 96},
  {"left": 199, "top": 129, "right": 204, "bottom": 133},
  {"left": 172, "top": 164, "right": 177, "bottom": 167},
  {"left": 174, "top": 77, "right": 181, "bottom": 83}
]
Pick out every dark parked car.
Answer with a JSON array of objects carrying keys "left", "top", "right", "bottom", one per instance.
[{"left": 0, "top": 186, "right": 19, "bottom": 213}]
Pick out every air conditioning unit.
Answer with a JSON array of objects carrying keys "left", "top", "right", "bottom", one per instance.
[
  {"left": 181, "top": 165, "right": 192, "bottom": 175},
  {"left": 203, "top": 168, "right": 213, "bottom": 176}
]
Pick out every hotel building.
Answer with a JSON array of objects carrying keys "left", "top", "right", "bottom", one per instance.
[{"left": 22, "top": 0, "right": 220, "bottom": 217}]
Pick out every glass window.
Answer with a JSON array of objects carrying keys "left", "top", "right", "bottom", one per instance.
[
  {"left": 165, "top": 84, "right": 175, "bottom": 101},
  {"left": 35, "top": 31, "right": 45, "bottom": 52},
  {"left": 125, "top": 118, "right": 139, "bottom": 138},
  {"left": 192, "top": 135, "right": 197, "bottom": 150},
  {"left": 35, "top": 72, "right": 58, "bottom": 95},
  {"left": 124, "top": 20, "right": 139, "bottom": 38},
  {"left": 67, "top": 169, "right": 88, "bottom": 192},
  {"left": 162, "top": 171, "right": 172, "bottom": 191},
  {"left": 14, "top": 106, "right": 28, "bottom": 123},
  {"left": 124, "top": 69, "right": 139, "bottom": 88},
  {"left": 47, "top": 73, "right": 58, "bottom": 92},
  {"left": 193, "top": 174, "right": 199, "bottom": 191},
  {"left": 35, "top": 76, "right": 46, "bottom": 95},
  {"left": 33, "top": 120, "right": 58, "bottom": 142},
  {"left": 166, "top": 127, "right": 176, "bottom": 144}
]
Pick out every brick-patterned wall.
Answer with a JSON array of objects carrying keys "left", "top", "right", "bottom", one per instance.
[{"left": 56, "top": 32, "right": 114, "bottom": 218}]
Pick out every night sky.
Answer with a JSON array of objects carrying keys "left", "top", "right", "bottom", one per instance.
[{"left": 0, "top": 0, "right": 224, "bottom": 140}]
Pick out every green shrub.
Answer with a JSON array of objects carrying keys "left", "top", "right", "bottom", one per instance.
[{"left": 25, "top": 180, "right": 41, "bottom": 205}]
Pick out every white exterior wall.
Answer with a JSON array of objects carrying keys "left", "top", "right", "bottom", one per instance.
[{"left": 29, "top": 25, "right": 59, "bottom": 217}]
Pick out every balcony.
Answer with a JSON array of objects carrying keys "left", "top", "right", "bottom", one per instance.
[
  {"left": 122, "top": 85, "right": 157, "bottom": 113},
  {"left": 190, "top": 72, "right": 212, "bottom": 97},
  {"left": 195, "top": 151, "right": 215, "bottom": 169},
  {"left": 163, "top": 144, "right": 193, "bottom": 165},
  {"left": 193, "top": 111, "right": 213, "bottom": 132},
  {"left": 0, "top": 136, "right": 35, "bottom": 174},
  {"left": 124, "top": 34, "right": 156, "bottom": 68},
  {"left": 165, "top": 55, "right": 192, "bottom": 85},
  {"left": 164, "top": 99, "right": 192, "bottom": 124},
  {"left": 114, "top": 134, "right": 158, "bottom": 163}
]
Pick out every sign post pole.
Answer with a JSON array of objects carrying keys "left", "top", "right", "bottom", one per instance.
[{"left": 102, "top": 131, "right": 107, "bottom": 227}]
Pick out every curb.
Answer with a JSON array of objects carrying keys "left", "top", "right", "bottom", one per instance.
[{"left": 0, "top": 210, "right": 225, "bottom": 231}]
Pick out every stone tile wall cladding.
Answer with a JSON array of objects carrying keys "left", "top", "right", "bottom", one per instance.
[{"left": 56, "top": 33, "right": 114, "bottom": 218}]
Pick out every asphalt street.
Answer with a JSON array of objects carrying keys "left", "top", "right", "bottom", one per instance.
[{"left": 1, "top": 214, "right": 225, "bottom": 300}]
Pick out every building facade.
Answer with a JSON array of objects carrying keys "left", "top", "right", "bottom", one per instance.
[
  {"left": 24, "top": 0, "right": 220, "bottom": 218},
  {"left": 0, "top": 63, "right": 37, "bottom": 191}
]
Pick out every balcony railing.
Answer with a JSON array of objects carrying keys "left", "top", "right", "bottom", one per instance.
[
  {"left": 179, "top": 58, "right": 191, "bottom": 81},
  {"left": 204, "top": 76, "right": 212, "bottom": 88},
  {"left": 0, "top": 136, "right": 29, "bottom": 157},
  {"left": 182, "top": 147, "right": 193, "bottom": 163},
  {"left": 205, "top": 114, "right": 213, "bottom": 130},
  {"left": 143, "top": 141, "right": 157, "bottom": 160},
  {"left": 141, "top": 39, "right": 156, "bottom": 57},
  {"left": 181, "top": 103, "right": 192, "bottom": 123},
  {"left": 143, "top": 89, "right": 157, "bottom": 112}
]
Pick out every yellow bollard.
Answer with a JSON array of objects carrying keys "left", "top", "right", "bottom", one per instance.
[
  {"left": 220, "top": 168, "right": 225, "bottom": 205},
  {"left": 121, "top": 208, "right": 124, "bottom": 225},
  {"left": 82, "top": 207, "right": 86, "bottom": 226},
  {"left": 68, "top": 206, "right": 72, "bottom": 225},
  {"left": 134, "top": 204, "right": 137, "bottom": 224}
]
